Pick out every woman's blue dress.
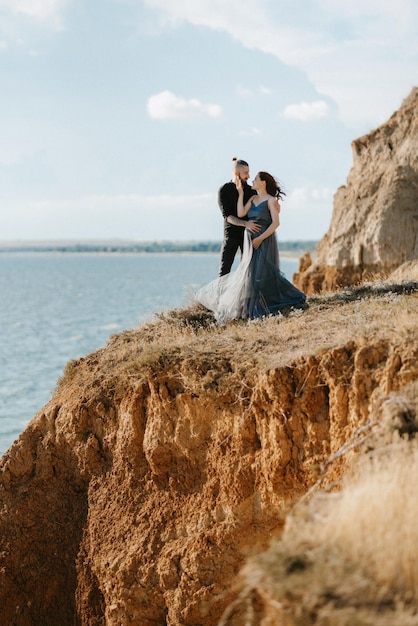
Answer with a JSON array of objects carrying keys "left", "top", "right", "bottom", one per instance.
[{"left": 243, "top": 199, "right": 306, "bottom": 318}]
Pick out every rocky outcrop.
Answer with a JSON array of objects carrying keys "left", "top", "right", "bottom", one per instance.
[
  {"left": 1, "top": 289, "right": 418, "bottom": 625},
  {"left": 294, "top": 87, "right": 418, "bottom": 294}
]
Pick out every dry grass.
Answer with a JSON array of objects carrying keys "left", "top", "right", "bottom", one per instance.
[
  {"left": 57, "top": 279, "right": 418, "bottom": 393},
  {"left": 221, "top": 382, "right": 418, "bottom": 625}
]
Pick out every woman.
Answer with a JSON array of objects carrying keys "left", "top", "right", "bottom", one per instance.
[{"left": 196, "top": 171, "right": 307, "bottom": 324}]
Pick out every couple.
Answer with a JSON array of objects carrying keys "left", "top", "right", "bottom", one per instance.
[{"left": 196, "top": 158, "right": 307, "bottom": 324}]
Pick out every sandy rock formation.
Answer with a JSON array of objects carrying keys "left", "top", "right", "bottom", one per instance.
[
  {"left": 294, "top": 87, "right": 418, "bottom": 294},
  {"left": 1, "top": 290, "right": 418, "bottom": 625}
]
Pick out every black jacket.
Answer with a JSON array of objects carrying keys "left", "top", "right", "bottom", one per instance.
[{"left": 218, "top": 181, "right": 257, "bottom": 240}]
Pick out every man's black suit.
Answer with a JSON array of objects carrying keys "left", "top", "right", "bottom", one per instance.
[{"left": 218, "top": 181, "right": 257, "bottom": 276}]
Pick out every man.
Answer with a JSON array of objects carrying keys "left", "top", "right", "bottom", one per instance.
[{"left": 218, "top": 158, "right": 260, "bottom": 276}]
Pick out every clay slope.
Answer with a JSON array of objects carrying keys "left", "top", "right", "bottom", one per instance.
[
  {"left": 294, "top": 86, "right": 418, "bottom": 294},
  {"left": 1, "top": 283, "right": 418, "bottom": 625}
]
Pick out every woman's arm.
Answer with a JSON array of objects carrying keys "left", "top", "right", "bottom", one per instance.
[
  {"left": 252, "top": 197, "right": 280, "bottom": 249},
  {"left": 236, "top": 176, "right": 253, "bottom": 217},
  {"left": 237, "top": 195, "right": 253, "bottom": 218}
]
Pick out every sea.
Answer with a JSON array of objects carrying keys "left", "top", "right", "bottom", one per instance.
[{"left": 0, "top": 252, "right": 299, "bottom": 457}]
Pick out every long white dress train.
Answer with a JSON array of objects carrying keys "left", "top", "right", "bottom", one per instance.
[{"left": 196, "top": 229, "right": 254, "bottom": 325}]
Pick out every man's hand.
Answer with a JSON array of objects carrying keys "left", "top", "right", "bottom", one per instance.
[{"left": 245, "top": 220, "right": 261, "bottom": 233}]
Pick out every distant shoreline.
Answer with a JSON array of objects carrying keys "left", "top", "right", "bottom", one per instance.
[{"left": 0, "top": 239, "right": 317, "bottom": 258}]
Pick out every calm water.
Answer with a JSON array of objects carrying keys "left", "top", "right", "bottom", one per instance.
[{"left": 0, "top": 252, "right": 299, "bottom": 456}]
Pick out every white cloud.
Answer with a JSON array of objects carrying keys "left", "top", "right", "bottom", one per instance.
[
  {"left": 287, "top": 185, "right": 333, "bottom": 206},
  {"left": 147, "top": 90, "right": 222, "bottom": 119},
  {"left": 0, "top": 148, "right": 24, "bottom": 166},
  {"left": 143, "top": 0, "right": 418, "bottom": 128},
  {"left": 0, "top": 129, "right": 40, "bottom": 165},
  {"left": 237, "top": 85, "right": 271, "bottom": 98},
  {"left": 283, "top": 100, "right": 330, "bottom": 122},
  {"left": 1, "top": 189, "right": 334, "bottom": 241},
  {"left": 0, "top": 184, "right": 337, "bottom": 241},
  {"left": 0, "top": 192, "right": 220, "bottom": 240},
  {"left": 317, "top": 0, "right": 416, "bottom": 36},
  {"left": 237, "top": 86, "right": 253, "bottom": 98},
  {"left": 303, "top": 186, "right": 331, "bottom": 198},
  {"left": 238, "top": 127, "right": 262, "bottom": 137},
  {"left": 143, "top": 0, "right": 262, "bottom": 32},
  {"left": 0, "top": 0, "right": 67, "bottom": 28},
  {"left": 278, "top": 185, "right": 335, "bottom": 239}
]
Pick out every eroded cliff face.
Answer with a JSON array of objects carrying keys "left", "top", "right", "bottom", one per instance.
[
  {"left": 1, "top": 290, "right": 418, "bottom": 625},
  {"left": 294, "top": 86, "right": 418, "bottom": 294}
]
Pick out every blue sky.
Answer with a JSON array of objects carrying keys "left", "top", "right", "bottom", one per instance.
[{"left": 0, "top": 0, "right": 417, "bottom": 242}]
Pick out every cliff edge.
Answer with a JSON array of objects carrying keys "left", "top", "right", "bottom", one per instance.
[{"left": 1, "top": 282, "right": 418, "bottom": 625}]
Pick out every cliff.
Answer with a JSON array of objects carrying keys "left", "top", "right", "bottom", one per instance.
[
  {"left": 294, "top": 87, "right": 418, "bottom": 294},
  {"left": 1, "top": 281, "right": 418, "bottom": 625}
]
